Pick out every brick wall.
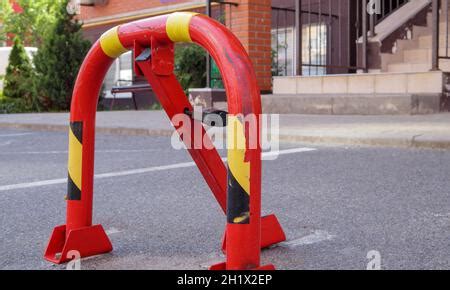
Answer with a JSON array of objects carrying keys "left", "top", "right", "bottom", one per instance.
[
  {"left": 229, "top": 0, "right": 272, "bottom": 91},
  {"left": 81, "top": 0, "right": 273, "bottom": 92},
  {"left": 80, "top": 0, "right": 191, "bottom": 21}
]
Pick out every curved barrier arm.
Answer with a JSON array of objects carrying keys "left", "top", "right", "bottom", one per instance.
[{"left": 44, "top": 13, "right": 285, "bottom": 270}]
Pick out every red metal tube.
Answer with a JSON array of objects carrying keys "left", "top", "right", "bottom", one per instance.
[
  {"left": 118, "top": 15, "right": 264, "bottom": 269},
  {"left": 45, "top": 12, "right": 283, "bottom": 268},
  {"left": 67, "top": 45, "right": 114, "bottom": 232}
]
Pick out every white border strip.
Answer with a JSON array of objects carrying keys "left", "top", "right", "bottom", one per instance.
[{"left": 0, "top": 147, "right": 316, "bottom": 192}]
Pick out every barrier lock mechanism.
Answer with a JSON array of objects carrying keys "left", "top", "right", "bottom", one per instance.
[
  {"left": 135, "top": 47, "right": 152, "bottom": 62},
  {"left": 184, "top": 108, "right": 228, "bottom": 127}
]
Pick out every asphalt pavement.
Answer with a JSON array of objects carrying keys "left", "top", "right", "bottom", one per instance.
[{"left": 0, "top": 128, "right": 449, "bottom": 270}]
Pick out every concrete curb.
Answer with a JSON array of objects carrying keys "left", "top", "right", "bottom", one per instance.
[
  {"left": 0, "top": 123, "right": 174, "bottom": 137},
  {"left": 278, "top": 134, "right": 450, "bottom": 150},
  {"left": 2, "top": 122, "right": 450, "bottom": 150}
]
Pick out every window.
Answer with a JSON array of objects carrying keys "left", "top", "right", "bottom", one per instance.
[
  {"left": 117, "top": 51, "right": 132, "bottom": 86},
  {"left": 271, "top": 27, "right": 295, "bottom": 76},
  {"left": 271, "top": 22, "right": 328, "bottom": 76},
  {"left": 104, "top": 51, "right": 133, "bottom": 98},
  {"left": 302, "top": 23, "right": 327, "bottom": 76}
]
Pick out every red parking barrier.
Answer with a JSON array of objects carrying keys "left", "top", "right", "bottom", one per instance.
[{"left": 44, "top": 12, "right": 286, "bottom": 269}]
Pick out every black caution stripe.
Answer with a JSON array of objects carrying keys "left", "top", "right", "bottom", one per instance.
[
  {"left": 67, "top": 175, "right": 81, "bottom": 200},
  {"left": 70, "top": 122, "right": 83, "bottom": 144},
  {"left": 67, "top": 121, "right": 83, "bottom": 201},
  {"left": 227, "top": 167, "right": 250, "bottom": 224}
]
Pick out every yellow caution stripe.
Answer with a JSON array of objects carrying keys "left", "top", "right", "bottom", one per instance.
[
  {"left": 100, "top": 26, "right": 128, "bottom": 58},
  {"left": 226, "top": 116, "right": 250, "bottom": 224},
  {"left": 67, "top": 122, "right": 83, "bottom": 201},
  {"left": 166, "top": 12, "right": 199, "bottom": 43}
]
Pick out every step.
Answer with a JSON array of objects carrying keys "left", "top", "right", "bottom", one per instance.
[
  {"left": 439, "top": 59, "right": 450, "bottom": 71},
  {"left": 418, "top": 38, "right": 450, "bottom": 49},
  {"left": 386, "top": 57, "right": 450, "bottom": 73},
  {"left": 413, "top": 25, "right": 431, "bottom": 38},
  {"left": 381, "top": 53, "right": 403, "bottom": 71},
  {"left": 403, "top": 48, "right": 432, "bottom": 62},
  {"left": 418, "top": 34, "right": 450, "bottom": 48},
  {"left": 426, "top": 11, "right": 450, "bottom": 27},
  {"left": 440, "top": 21, "right": 450, "bottom": 33},
  {"left": 273, "top": 72, "right": 444, "bottom": 95},
  {"left": 387, "top": 62, "right": 431, "bottom": 73},
  {"left": 413, "top": 21, "right": 450, "bottom": 36},
  {"left": 262, "top": 93, "right": 442, "bottom": 115},
  {"left": 403, "top": 47, "right": 450, "bottom": 62},
  {"left": 437, "top": 22, "right": 450, "bottom": 34},
  {"left": 396, "top": 39, "right": 419, "bottom": 51}
]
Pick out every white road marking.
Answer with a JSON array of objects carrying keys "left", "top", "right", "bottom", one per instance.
[
  {"left": 262, "top": 147, "right": 317, "bottom": 160},
  {"left": 0, "top": 178, "right": 68, "bottom": 192},
  {"left": 0, "top": 141, "right": 13, "bottom": 147},
  {"left": 94, "top": 161, "right": 197, "bottom": 179},
  {"left": 200, "top": 255, "right": 226, "bottom": 269},
  {"left": 0, "top": 149, "right": 159, "bottom": 155},
  {"left": 0, "top": 147, "right": 316, "bottom": 192},
  {"left": 0, "top": 151, "right": 67, "bottom": 155},
  {"left": 430, "top": 212, "right": 450, "bottom": 218},
  {"left": 105, "top": 227, "right": 123, "bottom": 235},
  {"left": 0, "top": 133, "right": 33, "bottom": 137},
  {"left": 279, "top": 230, "right": 335, "bottom": 248}
]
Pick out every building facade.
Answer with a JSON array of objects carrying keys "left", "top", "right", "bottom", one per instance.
[
  {"left": 78, "top": 0, "right": 273, "bottom": 98},
  {"left": 78, "top": 0, "right": 412, "bottom": 92},
  {"left": 6, "top": 0, "right": 448, "bottom": 114}
]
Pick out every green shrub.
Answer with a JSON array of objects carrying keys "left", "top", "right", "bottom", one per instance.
[
  {"left": 33, "top": 0, "right": 91, "bottom": 111},
  {"left": 150, "top": 102, "right": 162, "bottom": 110},
  {"left": 174, "top": 44, "right": 206, "bottom": 92},
  {"left": 0, "top": 96, "right": 33, "bottom": 113},
  {"left": 2, "top": 37, "right": 39, "bottom": 112},
  {"left": 0, "top": 0, "right": 64, "bottom": 47},
  {"left": 3, "top": 37, "right": 34, "bottom": 99}
]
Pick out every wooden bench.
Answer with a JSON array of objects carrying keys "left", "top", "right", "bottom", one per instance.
[{"left": 110, "top": 83, "right": 152, "bottom": 110}]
